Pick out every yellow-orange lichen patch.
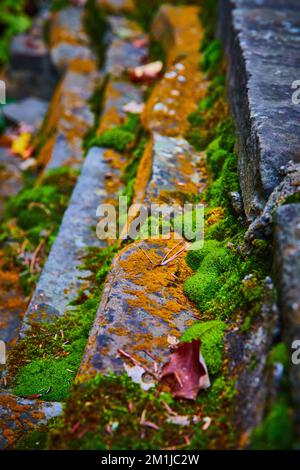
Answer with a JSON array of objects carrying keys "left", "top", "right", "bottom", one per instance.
[
  {"left": 96, "top": 0, "right": 135, "bottom": 14},
  {"left": 0, "top": 393, "right": 48, "bottom": 448},
  {"left": 36, "top": 65, "right": 98, "bottom": 169},
  {"left": 142, "top": 5, "right": 208, "bottom": 137},
  {"left": 50, "top": 10, "right": 88, "bottom": 49}
]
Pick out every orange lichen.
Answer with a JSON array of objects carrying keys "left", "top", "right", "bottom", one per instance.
[
  {"left": 142, "top": 5, "right": 208, "bottom": 137},
  {"left": 96, "top": 0, "right": 135, "bottom": 14}
]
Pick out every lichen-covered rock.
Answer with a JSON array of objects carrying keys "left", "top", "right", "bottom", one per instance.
[
  {"left": 274, "top": 204, "right": 300, "bottom": 433},
  {"left": 218, "top": 0, "right": 300, "bottom": 220},
  {"left": 0, "top": 393, "right": 62, "bottom": 449},
  {"left": 97, "top": 0, "right": 134, "bottom": 14},
  {"left": 37, "top": 62, "right": 100, "bottom": 170},
  {"left": 78, "top": 238, "right": 198, "bottom": 380},
  {"left": 246, "top": 162, "right": 300, "bottom": 241},
  {"left": 105, "top": 17, "right": 147, "bottom": 78},
  {"left": 50, "top": 6, "right": 95, "bottom": 71}
]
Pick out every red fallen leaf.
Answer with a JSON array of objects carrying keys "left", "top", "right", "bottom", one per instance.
[
  {"left": 128, "top": 61, "right": 163, "bottom": 83},
  {"left": 160, "top": 339, "right": 210, "bottom": 400}
]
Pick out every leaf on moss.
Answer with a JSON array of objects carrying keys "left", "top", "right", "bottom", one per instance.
[{"left": 160, "top": 339, "right": 210, "bottom": 400}]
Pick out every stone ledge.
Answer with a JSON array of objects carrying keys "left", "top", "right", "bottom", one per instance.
[{"left": 274, "top": 203, "right": 300, "bottom": 432}]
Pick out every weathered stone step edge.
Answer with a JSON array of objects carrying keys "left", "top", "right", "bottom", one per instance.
[
  {"left": 0, "top": 393, "right": 62, "bottom": 450},
  {"left": 16, "top": 12, "right": 145, "bottom": 334},
  {"left": 217, "top": 0, "right": 300, "bottom": 220},
  {"left": 78, "top": 5, "right": 206, "bottom": 381}
]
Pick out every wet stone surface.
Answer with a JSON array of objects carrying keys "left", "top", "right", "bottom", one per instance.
[
  {"left": 0, "top": 393, "right": 62, "bottom": 450},
  {"left": 144, "top": 133, "right": 205, "bottom": 203},
  {"left": 218, "top": 0, "right": 300, "bottom": 219}
]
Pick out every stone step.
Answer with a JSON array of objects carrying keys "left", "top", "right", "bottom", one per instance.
[
  {"left": 79, "top": 136, "right": 205, "bottom": 380},
  {"left": 78, "top": 5, "right": 207, "bottom": 381},
  {"left": 49, "top": 5, "right": 95, "bottom": 72},
  {"left": 0, "top": 393, "right": 62, "bottom": 450},
  {"left": 19, "top": 146, "right": 116, "bottom": 334}
]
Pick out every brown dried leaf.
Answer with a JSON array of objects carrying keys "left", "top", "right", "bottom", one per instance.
[{"left": 160, "top": 339, "right": 210, "bottom": 400}]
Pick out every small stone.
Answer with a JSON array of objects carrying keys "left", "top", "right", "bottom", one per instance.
[{"left": 165, "top": 71, "right": 177, "bottom": 79}]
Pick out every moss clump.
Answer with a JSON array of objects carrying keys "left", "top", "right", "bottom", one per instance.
[
  {"left": 251, "top": 400, "right": 294, "bottom": 450},
  {"left": 267, "top": 342, "right": 289, "bottom": 369},
  {"left": 200, "top": 39, "right": 222, "bottom": 74},
  {"left": 84, "top": 0, "right": 108, "bottom": 67},
  {"left": 48, "top": 372, "right": 238, "bottom": 450},
  {"left": 0, "top": 0, "right": 31, "bottom": 64},
  {"left": 181, "top": 320, "right": 226, "bottom": 375},
  {"left": 283, "top": 193, "right": 300, "bottom": 205},
  {"left": 89, "top": 114, "right": 140, "bottom": 153},
  {"left": 11, "top": 297, "right": 98, "bottom": 401}
]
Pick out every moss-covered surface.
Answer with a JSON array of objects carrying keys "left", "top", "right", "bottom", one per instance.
[
  {"left": 47, "top": 373, "right": 237, "bottom": 450},
  {"left": 6, "top": 244, "right": 117, "bottom": 401}
]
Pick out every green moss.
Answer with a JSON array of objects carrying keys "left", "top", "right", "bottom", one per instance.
[
  {"left": 122, "top": 136, "right": 147, "bottom": 205},
  {"left": 90, "top": 128, "right": 134, "bottom": 152},
  {"left": 251, "top": 400, "right": 294, "bottom": 450},
  {"left": 84, "top": 0, "right": 108, "bottom": 67},
  {"left": 48, "top": 372, "right": 237, "bottom": 450},
  {"left": 9, "top": 246, "right": 116, "bottom": 402},
  {"left": 268, "top": 343, "right": 289, "bottom": 369},
  {"left": 200, "top": 39, "right": 222, "bottom": 74},
  {"left": 51, "top": 0, "right": 70, "bottom": 11},
  {"left": 283, "top": 192, "right": 300, "bottom": 205},
  {"left": 181, "top": 320, "right": 226, "bottom": 375}
]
